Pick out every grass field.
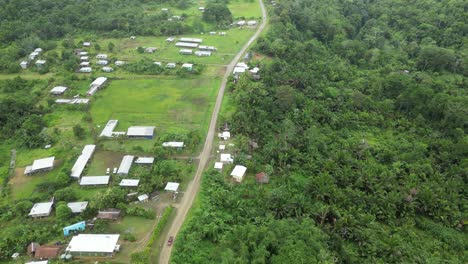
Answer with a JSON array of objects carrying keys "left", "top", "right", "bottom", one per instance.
[{"left": 90, "top": 75, "right": 221, "bottom": 152}]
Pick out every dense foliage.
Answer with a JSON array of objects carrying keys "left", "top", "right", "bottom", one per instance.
[{"left": 173, "top": 0, "right": 467, "bottom": 263}]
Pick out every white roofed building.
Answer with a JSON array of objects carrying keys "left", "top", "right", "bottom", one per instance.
[
  {"left": 83, "top": 42, "right": 91, "bottom": 47},
  {"left": 97, "top": 60, "right": 108, "bottom": 65},
  {"left": 127, "top": 126, "right": 155, "bottom": 139},
  {"left": 25, "top": 157, "right": 55, "bottom": 175},
  {"left": 102, "top": 66, "right": 113, "bottom": 72},
  {"left": 29, "top": 201, "right": 53, "bottom": 218},
  {"left": 220, "top": 153, "right": 233, "bottom": 164},
  {"left": 87, "top": 77, "right": 107, "bottom": 96},
  {"left": 80, "top": 176, "right": 110, "bottom": 186},
  {"left": 166, "top": 62, "right": 176, "bottom": 69},
  {"left": 247, "top": 20, "right": 258, "bottom": 26},
  {"left": 117, "top": 155, "right": 134, "bottom": 175},
  {"left": 138, "top": 194, "right": 149, "bottom": 202},
  {"left": 66, "top": 234, "right": 120, "bottom": 257},
  {"left": 119, "top": 179, "right": 140, "bottom": 187},
  {"left": 179, "top": 49, "right": 193, "bottom": 55},
  {"left": 164, "top": 182, "right": 180, "bottom": 192},
  {"left": 67, "top": 202, "right": 89, "bottom": 214},
  {"left": 135, "top": 157, "right": 154, "bottom": 164},
  {"left": 96, "top": 54, "right": 108, "bottom": 59},
  {"left": 181, "top": 63, "right": 193, "bottom": 71},
  {"left": 179, "top": 37, "right": 202, "bottom": 43},
  {"left": 99, "top": 120, "right": 119, "bottom": 137},
  {"left": 175, "top": 42, "right": 199, "bottom": 48},
  {"left": 71, "top": 145, "right": 96, "bottom": 178},
  {"left": 162, "top": 142, "right": 185, "bottom": 148},
  {"left": 80, "top": 61, "right": 90, "bottom": 67},
  {"left": 214, "top": 162, "right": 223, "bottom": 170},
  {"left": 20, "top": 60, "right": 28, "bottom": 69},
  {"left": 50, "top": 86, "right": 68, "bottom": 95},
  {"left": 195, "top": 51, "right": 211, "bottom": 57},
  {"left": 218, "top": 131, "right": 231, "bottom": 140},
  {"left": 79, "top": 67, "right": 92, "bottom": 73},
  {"left": 231, "top": 165, "right": 247, "bottom": 182}
]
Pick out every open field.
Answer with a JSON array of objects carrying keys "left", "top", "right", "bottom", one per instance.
[{"left": 90, "top": 76, "right": 221, "bottom": 152}]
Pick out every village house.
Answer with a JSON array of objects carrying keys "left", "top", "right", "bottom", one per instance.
[
  {"left": 20, "top": 61, "right": 28, "bottom": 69},
  {"left": 96, "top": 54, "right": 108, "bottom": 59},
  {"left": 127, "top": 126, "right": 155, "bottom": 139},
  {"left": 35, "top": 60, "right": 46, "bottom": 66},
  {"left": 180, "top": 49, "right": 193, "bottom": 55},
  {"left": 175, "top": 42, "right": 199, "bottom": 48},
  {"left": 79, "top": 176, "right": 110, "bottom": 186},
  {"left": 165, "top": 182, "right": 180, "bottom": 193},
  {"left": 34, "top": 245, "right": 61, "bottom": 260},
  {"left": 29, "top": 200, "right": 54, "bottom": 218},
  {"left": 80, "top": 56, "right": 89, "bottom": 61},
  {"left": 195, "top": 51, "right": 211, "bottom": 57},
  {"left": 154, "top": 61, "right": 162, "bottom": 66},
  {"left": 102, "top": 66, "right": 113, "bottom": 72},
  {"left": 97, "top": 209, "right": 121, "bottom": 220},
  {"left": 130, "top": 36, "right": 136, "bottom": 40},
  {"left": 255, "top": 172, "right": 269, "bottom": 184},
  {"left": 99, "top": 120, "right": 119, "bottom": 137},
  {"left": 63, "top": 221, "right": 86, "bottom": 236},
  {"left": 219, "top": 32, "right": 226, "bottom": 36},
  {"left": 96, "top": 60, "right": 108, "bottom": 65},
  {"left": 198, "top": 7, "right": 205, "bottom": 11},
  {"left": 135, "top": 157, "right": 155, "bottom": 165},
  {"left": 214, "top": 162, "right": 223, "bottom": 170},
  {"left": 220, "top": 153, "right": 233, "bottom": 164},
  {"left": 87, "top": 77, "right": 108, "bottom": 96},
  {"left": 115, "top": 60, "right": 125, "bottom": 66},
  {"left": 237, "top": 20, "right": 246, "bottom": 26},
  {"left": 166, "top": 37, "right": 175, "bottom": 42},
  {"left": 25, "top": 157, "right": 55, "bottom": 175},
  {"left": 181, "top": 63, "right": 193, "bottom": 71},
  {"left": 67, "top": 202, "right": 88, "bottom": 214},
  {"left": 145, "top": 47, "right": 157, "bottom": 53},
  {"left": 180, "top": 37, "right": 203, "bottom": 43},
  {"left": 138, "top": 194, "right": 149, "bottom": 202},
  {"left": 117, "top": 155, "right": 134, "bottom": 176},
  {"left": 198, "top": 45, "right": 217, "bottom": 51},
  {"left": 50, "top": 86, "right": 68, "bottom": 95},
  {"left": 119, "top": 179, "right": 140, "bottom": 187},
  {"left": 166, "top": 62, "right": 176, "bottom": 69},
  {"left": 248, "top": 20, "right": 258, "bottom": 26},
  {"left": 80, "top": 61, "right": 90, "bottom": 67},
  {"left": 79, "top": 67, "right": 92, "bottom": 73},
  {"left": 162, "top": 142, "right": 185, "bottom": 148},
  {"left": 82, "top": 42, "right": 91, "bottom": 47},
  {"left": 231, "top": 165, "right": 247, "bottom": 182},
  {"left": 66, "top": 234, "right": 120, "bottom": 257}
]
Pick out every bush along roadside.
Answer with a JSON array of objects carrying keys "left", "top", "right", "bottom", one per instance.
[{"left": 131, "top": 206, "right": 174, "bottom": 264}]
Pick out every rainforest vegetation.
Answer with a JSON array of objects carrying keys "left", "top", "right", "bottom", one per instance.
[{"left": 172, "top": 0, "right": 467, "bottom": 263}]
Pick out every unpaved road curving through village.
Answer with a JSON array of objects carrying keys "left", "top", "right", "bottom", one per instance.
[{"left": 158, "top": 0, "right": 268, "bottom": 263}]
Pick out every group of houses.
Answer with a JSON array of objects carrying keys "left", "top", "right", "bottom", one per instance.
[
  {"left": 214, "top": 130, "right": 249, "bottom": 182},
  {"left": 99, "top": 120, "right": 155, "bottom": 139},
  {"left": 20, "top": 48, "right": 46, "bottom": 69},
  {"left": 174, "top": 37, "right": 217, "bottom": 58},
  {"left": 232, "top": 61, "right": 260, "bottom": 80},
  {"left": 77, "top": 42, "right": 125, "bottom": 73},
  {"left": 235, "top": 20, "right": 258, "bottom": 27},
  {"left": 49, "top": 76, "right": 107, "bottom": 105}
]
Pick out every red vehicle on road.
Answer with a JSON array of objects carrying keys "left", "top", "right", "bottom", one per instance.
[{"left": 167, "top": 236, "right": 174, "bottom": 246}]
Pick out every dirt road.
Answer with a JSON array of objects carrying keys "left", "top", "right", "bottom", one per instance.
[{"left": 158, "top": 1, "right": 268, "bottom": 263}]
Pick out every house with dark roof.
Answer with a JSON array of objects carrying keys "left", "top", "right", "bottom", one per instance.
[
  {"left": 255, "top": 172, "right": 269, "bottom": 184},
  {"left": 34, "top": 245, "right": 61, "bottom": 260}
]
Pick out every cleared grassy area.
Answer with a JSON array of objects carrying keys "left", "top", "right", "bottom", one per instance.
[
  {"left": 229, "top": 0, "right": 263, "bottom": 19},
  {"left": 90, "top": 76, "right": 221, "bottom": 152}
]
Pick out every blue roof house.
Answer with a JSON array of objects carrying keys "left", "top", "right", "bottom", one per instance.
[{"left": 63, "top": 221, "right": 86, "bottom": 236}]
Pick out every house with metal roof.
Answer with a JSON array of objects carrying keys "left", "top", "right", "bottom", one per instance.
[
  {"left": 127, "top": 126, "right": 155, "bottom": 139},
  {"left": 135, "top": 157, "right": 154, "bottom": 164},
  {"left": 179, "top": 49, "right": 193, "bottom": 55},
  {"left": 117, "top": 155, "right": 134, "bottom": 175},
  {"left": 162, "top": 142, "right": 185, "bottom": 148},
  {"left": 175, "top": 42, "right": 199, "bottom": 48},
  {"left": 164, "top": 182, "right": 180, "bottom": 192},
  {"left": 231, "top": 165, "right": 247, "bottom": 182},
  {"left": 63, "top": 221, "right": 86, "bottom": 236},
  {"left": 24, "top": 157, "right": 55, "bottom": 175},
  {"left": 119, "top": 179, "right": 139, "bottom": 187},
  {"left": 79, "top": 176, "right": 110, "bottom": 186},
  {"left": 99, "top": 120, "right": 119, "bottom": 137},
  {"left": 179, "top": 37, "right": 203, "bottom": 43},
  {"left": 220, "top": 153, "right": 233, "bottom": 164},
  {"left": 87, "top": 77, "right": 108, "bottom": 96},
  {"left": 70, "top": 145, "right": 96, "bottom": 178},
  {"left": 67, "top": 202, "right": 88, "bottom": 214},
  {"left": 29, "top": 201, "right": 54, "bottom": 218},
  {"left": 66, "top": 234, "right": 120, "bottom": 257}
]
